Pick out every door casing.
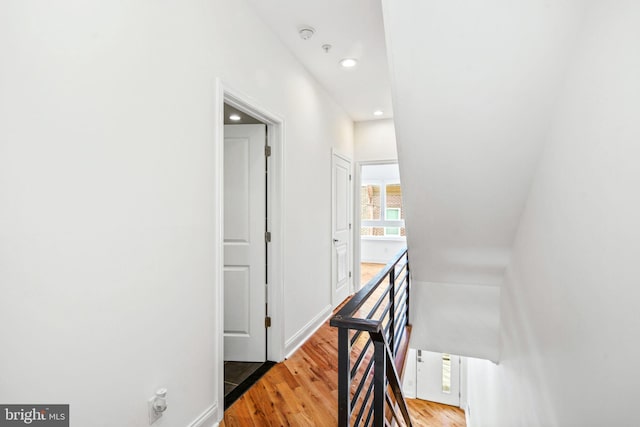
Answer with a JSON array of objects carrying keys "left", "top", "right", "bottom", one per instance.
[{"left": 214, "top": 79, "right": 285, "bottom": 419}]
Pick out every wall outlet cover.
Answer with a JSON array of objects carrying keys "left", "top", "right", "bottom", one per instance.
[{"left": 148, "top": 398, "right": 162, "bottom": 425}]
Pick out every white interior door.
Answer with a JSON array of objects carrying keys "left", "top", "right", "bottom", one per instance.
[
  {"left": 416, "top": 350, "right": 461, "bottom": 407},
  {"left": 224, "top": 124, "right": 266, "bottom": 362},
  {"left": 332, "top": 153, "right": 352, "bottom": 307}
]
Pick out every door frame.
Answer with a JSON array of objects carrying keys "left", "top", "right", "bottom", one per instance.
[
  {"left": 214, "top": 79, "right": 285, "bottom": 416},
  {"left": 416, "top": 350, "right": 462, "bottom": 407},
  {"left": 353, "top": 159, "right": 399, "bottom": 291}
]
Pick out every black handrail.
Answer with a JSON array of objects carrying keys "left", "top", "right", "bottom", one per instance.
[{"left": 330, "top": 247, "right": 412, "bottom": 427}]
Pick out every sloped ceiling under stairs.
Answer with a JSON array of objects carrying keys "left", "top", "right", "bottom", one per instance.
[{"left": 382, "top": 0, "right": 584, "bottom": 360}]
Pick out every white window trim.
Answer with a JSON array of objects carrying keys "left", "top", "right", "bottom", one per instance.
[
  {"left": 361, "top": 235, "right": 407, "bottom": 242},
  {"left": 360, "top": 179, "right": 405, "bottom": 238}
]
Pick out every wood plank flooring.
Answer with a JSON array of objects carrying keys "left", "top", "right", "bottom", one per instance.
[
  {"left": 221, "top": 264, "right": 466, "bottom": 426},
  {"left": 221, "top": 322, "right": 339, "bottom": 427},
  {"left": 406, "top": 400, "right": 467, "bottom": 427},
  {"left": 360, "top": 262, "right": 386, "bottom": 286}
]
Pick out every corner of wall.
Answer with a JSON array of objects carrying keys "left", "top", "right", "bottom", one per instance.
[
  {"left": 187, "top": 403, "right": 218, "bottom": 427},
  {"left": 284, "top": 304, "right": 333, "bottom": 358}
]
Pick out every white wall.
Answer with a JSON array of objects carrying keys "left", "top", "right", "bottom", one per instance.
[
  {"left": 382, "top": 0, "right": 584, "bottom": 286},
  {"left": 361, "top": 162, "right": 400, "bottom": 182},
  {"left": 409, "top": 282, "right": 500, "bottom": 362},
  {"left": 354, "top": 119, "right": 397, "bottom": 162},
  {"left": 467, "top": 1, "right": 640, "bottom": 425},
  {"left": 382, "top": 0, "right": 585, "bottom": 365},
  {"left": 0, "top": 1, "right": 352, "bottom": 426},
  {"left": 401, "top": 348, "right": 417, "bottom": 398},
  {"left": 361, "top": 238, "right": 406, "bottom": 264}
]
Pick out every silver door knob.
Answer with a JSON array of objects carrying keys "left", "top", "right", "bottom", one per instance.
[{"left": 333, "top": 239, "right": 339, "bottom": 243}]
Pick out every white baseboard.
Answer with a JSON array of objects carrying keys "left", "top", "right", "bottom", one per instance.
[
  {"left": 187, "top": 403, "right": 218, "bottom": 427},
  {"left": 284, "top": 304, "right": 333, "bottom": 358}
]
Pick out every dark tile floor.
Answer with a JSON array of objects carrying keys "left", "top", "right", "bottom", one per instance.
[{"left": 224, "top": 361, "right": 263, "bottom": 397}]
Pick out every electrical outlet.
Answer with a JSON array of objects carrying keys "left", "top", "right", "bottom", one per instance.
[
  {"left": 148, "top": 388, "right": 168, "bottom": 425},
  {"left": 148, "top": 397, "right": 162, "bottom": 425}
]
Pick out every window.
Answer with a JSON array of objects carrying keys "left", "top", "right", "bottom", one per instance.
[
  {"left": 442, "top": 353, "right": 451, "bottom": 393},
  {"left": 385, "top": 208, "right": 400, "bottom": 235},
  {"left": 360, "top": 181, "right": 405, "bottom": 238},
  {"left": 361, "top": 184, "right": 381, "bottom": 221}
]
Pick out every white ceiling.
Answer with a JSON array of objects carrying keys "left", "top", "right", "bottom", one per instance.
[
  {"left": 246, "top": 0, "right": 392, "bottom": 122},
  {"left": 247, "top": 0, "right": 583, "bottom": 290}
]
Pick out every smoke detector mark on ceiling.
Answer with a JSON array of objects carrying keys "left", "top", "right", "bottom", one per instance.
[{"left": 298, "top": 26, "right": 315, "bottom": 40}]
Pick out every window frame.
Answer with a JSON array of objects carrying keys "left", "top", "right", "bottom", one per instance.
[{"left": 360, "top": 179, "right": 405, "bottom": 240}]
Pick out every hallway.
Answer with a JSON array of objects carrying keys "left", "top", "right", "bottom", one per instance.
[{"left": 220, "top": 302, "right": 466, "bottom": 426}]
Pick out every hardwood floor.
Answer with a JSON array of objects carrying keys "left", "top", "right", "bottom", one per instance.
[
  {"left": 220, "top": 293, "right": 466, "bottom": 425},
  {"left": 360, "top": 262, "right": 386, "bottom": 285},
  {"left": 406, "top": 400, "right": 466, "bottom": 427},
  {"left": 221, "top": 322, "right": 339, "bottom": 426}
]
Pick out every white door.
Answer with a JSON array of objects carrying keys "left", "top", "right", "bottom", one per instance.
[
  {"left": 332, "top": 153, "right": 352, "bottom": 307},
  {"left": 224, "top": 124, "right": 266, "bottom": 362},
  {"left": 416, "top": 350, "right": 461, "bottom": 406}
]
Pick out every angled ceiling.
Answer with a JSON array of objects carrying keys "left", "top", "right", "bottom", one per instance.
[
  {"left": 246, "top": 0, "right": 392, "bottom": 122},
  {"left": 382, "top": 0, "right": 584, "bottom": 286},
  {"left": 247, "top": 0, "right": 583, "bottom": 290}
]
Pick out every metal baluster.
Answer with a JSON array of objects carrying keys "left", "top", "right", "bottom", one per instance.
[
  {"left": 389, "top": 266, "right": 395, "bottom": 356},
  {"left": 373, "top": 338, "right": 386, "bottom": 427},
  {"left": 338, "top": 327, "right": 351, "bottom": 426},
  {"left": 405, "top": 255, "right": 410, "bottom": 327}
]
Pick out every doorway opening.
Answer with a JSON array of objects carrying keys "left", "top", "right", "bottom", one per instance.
[
  {"left": 222, "top": 102, "right": 271, "bottom": 407},
  {"left": 355, "top": 161, "right": 406, "bottom": 289},
  {"left": 402, "top": 348, "right": 465, "bottom": 409},
  {"left": 215, "top": 82, "right": 285, "bottom": 415}
]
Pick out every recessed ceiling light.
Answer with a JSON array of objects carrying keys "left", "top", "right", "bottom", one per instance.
[
  {"left": 229, "top": 114, "right": 241, "bottom": 121},
  {"left": 339, "top": 58, "right": 358, "bottom": 68},
  {"left": 373, "top": 110, "right": 384, "bottom": 116}
]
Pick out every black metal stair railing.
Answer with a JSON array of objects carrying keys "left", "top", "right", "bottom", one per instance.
[{"left": 330, "top": 247, "right": 413, "bottom": 427}]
